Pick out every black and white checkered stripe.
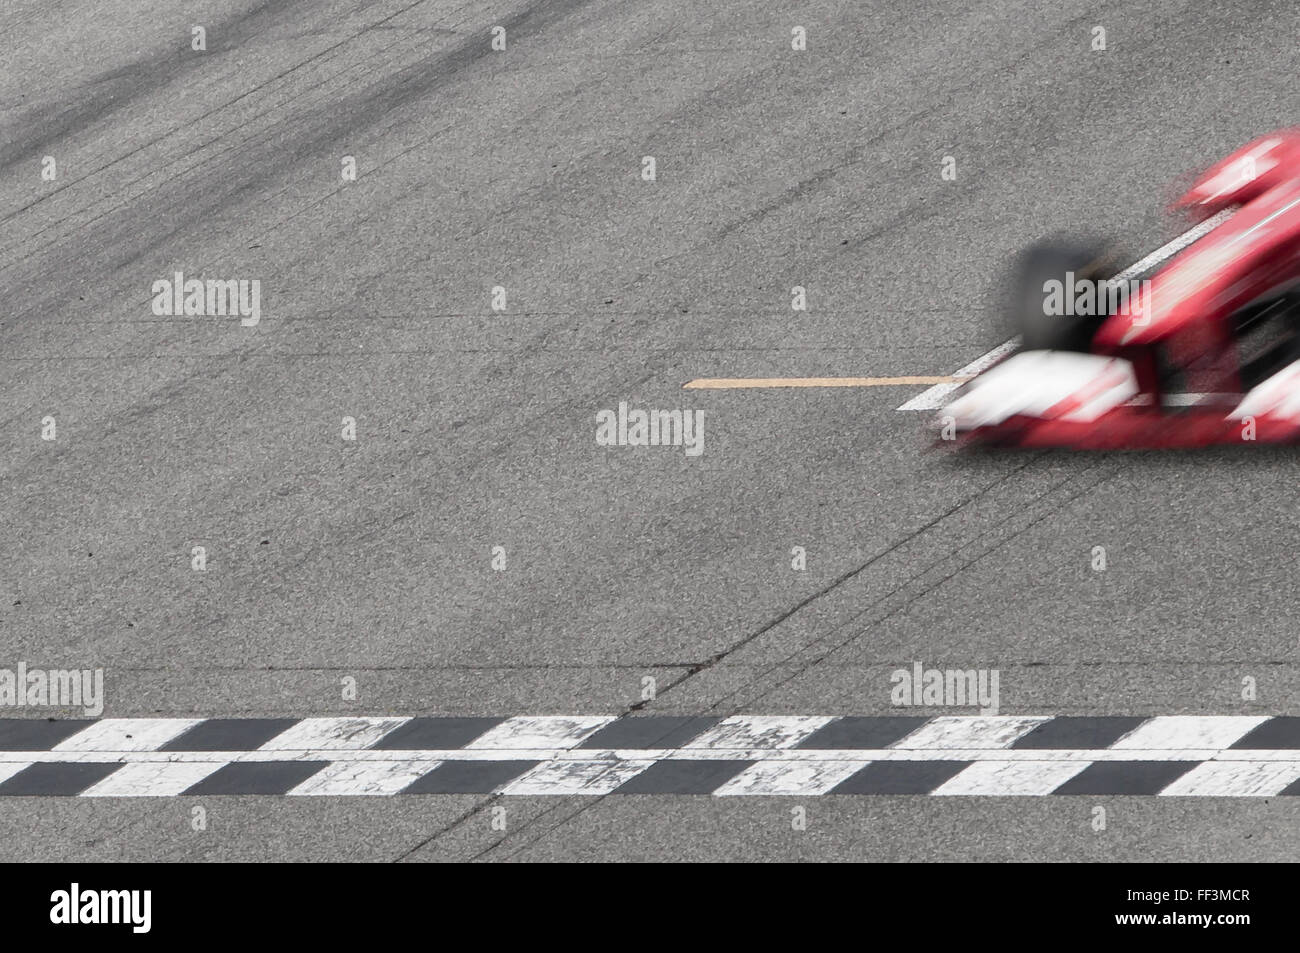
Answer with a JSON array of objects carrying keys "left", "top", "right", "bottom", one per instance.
[{"left": 1, "top": 714, "right": 1297, "bottom": 796}]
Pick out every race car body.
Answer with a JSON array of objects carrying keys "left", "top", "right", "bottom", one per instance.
[{"left": 943, "top": 130, "right": 1300, "bottom": 449}]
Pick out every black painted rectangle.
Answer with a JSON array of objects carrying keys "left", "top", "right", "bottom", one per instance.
[
  {"left": 0, "top": 762, "right": 121, "bottom": 796},
  {"left": 1051, "top": 761, "right": 1197, "bottom": 795},
  {"left": 579, "top": 716, "right": 723, "bottom": 750},
  {"left": 401, "top": 760, "right": 537, "bottom": 794},
  {"left": 613, "top": 759, "right": 752, "bottom": 794},
  {"left": 797, "top": 717, "right": 930, "bottom": 749},
  {"left": 182, "top": 761, "right": 328, "bottom": 795},
  {"left": 829, "top": 760, "right": 967, "bottom": 794},
  {"left": 1229, "top": 717, "right": 1300, "bottom": 749},
  {"left": 0, "top": 720, "right": 95, "bottom": 751},
  {"left": 1011, "top": 717, "right": 1148, "bottom": 750},
  {"left": 161, "top": 719, "right": 300, "bottom": 752},
  {"left": 371, "top": 718, "right": 505, "bottom": 750}
]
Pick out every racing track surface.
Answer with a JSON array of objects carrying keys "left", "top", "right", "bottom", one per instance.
[{"left": 1, "top": 0, "right": 1298, "bottom": 860}]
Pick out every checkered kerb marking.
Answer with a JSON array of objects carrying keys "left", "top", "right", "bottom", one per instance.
[{"left": 0, "top": 715, "right": 1297, "bottom": 796}]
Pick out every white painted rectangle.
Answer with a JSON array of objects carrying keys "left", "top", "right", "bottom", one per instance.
[
  {"left": 288, "top": 760, "right": 442, "bottom": 796},
  {"left": 1110, "top": 716, "right": 1269, "bottom": 751},
  {"left": 713, "top": 759, "right": 867, "bottom": 795},
  {"left": 499, "top": 759, "right": 654, "bottom": 795},
  {"left": 259, "top": 717, "right": 411, "bottom": 750},
  {"left": 464, "top": 716, "right": 616, "bottom": 750},
  {"left": 932, "top": 760, "right": 1088, "bottom": 796},
  {"left": 53, "top": 719, "right": 203, "bottom": 752},
  {"left": 80, "top": 761, "right": 223, "bottom": 797},
  {"left": 687, "top": 715, "right": 833, "bottom": 750},
  {"left": 893, "top": 716, "right": 1050, "bottom": 749},
  {"left": 1158, "top": 760, "right": 1300, "bottom": 797}
]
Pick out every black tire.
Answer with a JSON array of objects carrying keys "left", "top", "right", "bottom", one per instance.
[{"left": 1009, "top": 241, "right": 1114, "bottom": 352}]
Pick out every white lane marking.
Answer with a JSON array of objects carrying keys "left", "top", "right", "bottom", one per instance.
[
  {"left": 897, "top": 209, "right": 1237, "bottom": 411},
  {"left": 1158, "top": 760, "right": 1300, "bottom": 797},
  {"left": 1, "top": 746, "right": 1298, "bottom": 763},
  {"left": 79, "top": 761, "right": 223, "bottom": 797},
  {"left": 287, "top": 760, "right": 441, "bottom": 796},
  {"left": 712, "top": 759, "right": 867, "bottom": 795},
  {"left": 893, "top": 716, "right": 1050, "bottom": 749},
  {"left": 499, "top": 759, "right": 654, "bottom": 795},
  {"left": 932, "top": 760, "right": 1088, "bottom": 796},
  {"left": 897, "top": 339, "right": 1020, "bottom": 411},
  {"left": 258, "top": 717, "right": 411, "bottom": 750},
  {"left": 688, "top": 715, "right": 833, "bottom": 749},
  {"left": 1110, "top": 208, "right": 1236, "bottom": 282},
  {"left": 464, "top": 716, "right": 616, "bottom": 750},
  {"left": 1110, "top": 715, "right": 1269, "bottom": 750},
  {"left": 53, "top": 719, "right": 203, "bottom": 752}
]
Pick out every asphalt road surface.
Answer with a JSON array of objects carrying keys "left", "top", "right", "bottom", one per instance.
[{"left": 1, "top": 0, "right": 1298, "bottom": 861}]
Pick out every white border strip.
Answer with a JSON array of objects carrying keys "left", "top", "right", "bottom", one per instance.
[
  {"left": 1111, "top": 207, "right": 1235, "bottom": 282},
  {"left": 3, "top": 747, "right": 1297, "bottom": 763}
]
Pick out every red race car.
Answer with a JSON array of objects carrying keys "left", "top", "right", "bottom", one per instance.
[{"left": 942, "top": 130, "right": 1300, "bottom": 449}]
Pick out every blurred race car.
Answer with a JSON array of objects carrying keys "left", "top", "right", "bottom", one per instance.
[{"left": 943, "top": 130, "right": 1300, "bottom": 449}]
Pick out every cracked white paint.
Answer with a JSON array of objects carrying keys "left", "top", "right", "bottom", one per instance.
[
  {"left": 892, "top": 716, "right": 1049, "bottom": 749},
  {"left": 1158, "top": 761, "right": 1300, "bottom": 797},
  {"left": 464, "top": 716, "right": 615, "bottom": 750},
  {"left": 53, "top": 719, "right": 203, "bottom": 752},
  {"left": 932, "top": 760, "right": 1088, "bottom": 796},
  {"left": 1110, "top": 716, "right": 1268, "bottom": 751},
  {"left": 80, "top": 761, "right": 223, "bottom": 796},
  {"left": 287, "top": 760, "right": 442, "bottom": 796},
  {"left": 713, "top": 759, "right": 866, "bottom": 795},
  {"left": 688, "top": 715, "right": 833, "bottom": 749},
  {"left": 499, "top": 759, "right": 654, "bottom": 795},
  {"left": 259, "top": 717, "right": 411, "bottom": 750}
]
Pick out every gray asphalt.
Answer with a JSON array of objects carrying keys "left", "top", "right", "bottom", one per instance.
[{"left": 1, "top": 0, "right": 1298, "bottom": 860}]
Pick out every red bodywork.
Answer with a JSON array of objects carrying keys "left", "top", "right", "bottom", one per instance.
[
  {"left": 962, "top": 404, "right": 1300, "bottom": 450},
  {"left": 952, "top": 131, "right": 1300, "bottom": 449}
]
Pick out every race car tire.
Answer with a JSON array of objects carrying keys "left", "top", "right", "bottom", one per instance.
[{"left": 1008, "top": 241, "right": 1114, "bottom": 352}]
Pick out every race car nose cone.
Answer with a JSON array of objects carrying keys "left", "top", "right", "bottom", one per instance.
[{"left": 942, "top": 351, "right": 1138, "bottom": 430}]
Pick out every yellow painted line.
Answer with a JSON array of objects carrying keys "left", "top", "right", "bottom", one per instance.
[{"left": 683, "top": 375, "right": 972, "bottom": 390}]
